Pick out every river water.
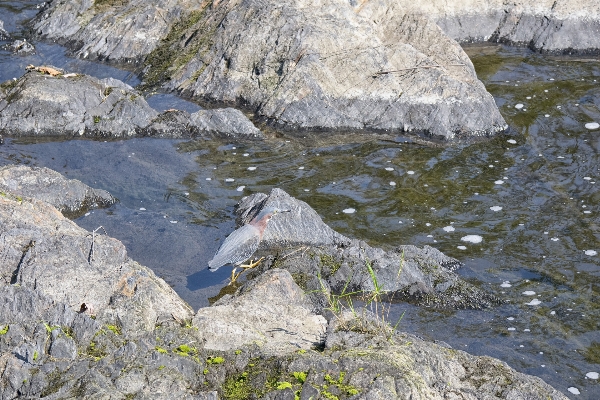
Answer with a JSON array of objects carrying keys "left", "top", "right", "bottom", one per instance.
[{"left": 1, "top": 1, "right": 599, "bottom": 398}]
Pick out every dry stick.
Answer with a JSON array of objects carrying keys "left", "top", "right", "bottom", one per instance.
[{"left": 88, "top": 226, "right": 109, "bottom": 264}]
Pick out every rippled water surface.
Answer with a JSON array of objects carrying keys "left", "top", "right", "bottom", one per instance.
[{"left": 1, "top": 2, "right": 600, "bottom": 397}]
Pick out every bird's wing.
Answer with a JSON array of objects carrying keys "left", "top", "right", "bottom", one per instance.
[{"left": 208, "top": 224, "right": 261, "bottom": 271}]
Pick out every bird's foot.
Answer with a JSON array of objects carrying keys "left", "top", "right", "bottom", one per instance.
[{"left": 228, "top": 257, "right": 265, "bottom": 285}]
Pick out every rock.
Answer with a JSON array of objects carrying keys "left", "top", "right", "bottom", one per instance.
[
  {"left": 193, "top": 269, "right": 327, "bottom": 354},
  {"left": 236, "top": 188, "right": 501, "bottom": 309},
  {"left": 158, "top": 0, "right": 506, "bottom": 140},
  {"left": 147, "top": 107, "right": 263, "bottom": 139},
  {"left": 32, "top": 0, "right": 506, "bottom": 140},
  {"left": 0, "top": 165, "right": 117, "bottom": 218},
  {"left": 5, "top": 39, "right": 35, "bottom": 55},
  {"left": 0, "top": 191, "right": 193, "bottom": 334},
  {"left": 0, "top": 68, "right": 263, "bottom": 139}
]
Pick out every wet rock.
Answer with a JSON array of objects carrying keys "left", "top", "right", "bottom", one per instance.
[
  {"left": 0, "top": 68, "right": 262, "bottom": 139},
  {"left": 193, "top": 269, "right": 327, "bottom": 354},
  {"left": 148, "top": 107, "right": 263, "bottom": 139},
  {"left": 5, "top": 39, "right": 35, "bottom": 55},
  {"left": 0, "top": 191, "right": 194, "bottom": 334},
  {"left": 236, "top": 188, "right": 501, "bottom": 309},
  {"left": 0, "top": 165, "right": 117, "bottom": 218}
]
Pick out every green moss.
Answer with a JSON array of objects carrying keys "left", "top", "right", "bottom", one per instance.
[
  {"left": 320, "top": 254, "right": 342, "bottom": 276},
  {"left": 33, "top": 351, "right": 39, "bottom": 361},
  {"left": 141, "top": 9, "right": 210, "bottom": 90},
  {"left": 107, "top": 324, "right": 121, "bottom": 335},
  {"left": 321, "top": 371, "right": 360, "bottom": 398},
  {"left": 174, "top": 344, "right": 196, "bottom": 357},
  {"left": 293, "top": 371, "right": 307, "bottom": 384},
  {"left": 207, "top": 355, "right": 225, "bottom": 364},
  {"left": 0, "top": 325, "right": 8, "bottom": 335},
  {"left": 61, "top": 326, "right": 74, "bottom": 339},
  {"left": 93, "top": 116, "right": 101, "bottom": 124},
  {"left": 44, "top": 323, "right": 59, "bottom": 334},
  {"left": 158, "top": 365, "right": 165, "bottom": 370},
  {"left": 585, "top": 342, "right": 600, "bottom": 364},
  {"left": 276, "top": 381, "right": 293, "bottom": 390},
  {"left": 86, "top": 341, "right": 107, "bottom": 360},
  {"left": 235, "top": 349, "right": 242, "bottom": 355},
  {"left": 155, "top": 346, "right": 168, "bottom": 354},
  {"left": 222, "top": 373, "right": 252, "bottom": 400}
]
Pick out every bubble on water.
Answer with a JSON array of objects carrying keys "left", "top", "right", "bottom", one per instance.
[
  {"left": 490, "top": 206, "right": 503, "bottom": 211},
  {"left": 427, "top": 235, "right": 433, "bottom": 238},
  {"left": 298, "top": 166, "right": 305, "bottom": 170},
  {"left": 544, "top": 114, "right": 550, "bottom": 117},
  {"left": 225, "top": 178, "right": 235, "bottom": 182},
  {"left": 389, "top": 181, "right": 396, "bottom": 186},
  {"left": 501, "top": 282, "right": 512, "bottom": 288},
  {"left": 507, "top": 327, "right": 516, "bottom": 331},
  {"left": 557, "top": 156, "right": 564, "bottom": 158},
  {"left": 243, "top": 153, "right": 250, "bottom": 157},
  {"left": 524, "top": 329, "right": 530, "bottom": 332},
  {"left": 585, "top": 122, "right": 600, "bottom": 130},
  {"left": 385, "top": 167, "right": 394, "bottom": 171},
  {"left": 407, "top": 171, "right": 415, "bottom": 175},
  {"left": 526, "top": 299, "right": 542, "bottom": 306},
  {"left": 304, "top": 189, "right": 310, "bottom": 192},
  {"left": 584, "top": 211, "right": 592, "bottom": 214},
  {"left": 495, "top": 180, "right": 504, "bottom": 184},
  {"left": 170, "top": 220, "right": 177, "bottom": 224},
  {"left": 443, "top": 226, "right": 455, "bottom": 232},
  {"left": 139, "top": 208, "right": 146, "bottom": 211},
  {"left": 549, "top": 78, "right": 555, "bottom": 81},
  {"left": 550, "top": 311, "right": 556, "bottom": 315},
  {"left": 425, "top": 223, "right": 431, "bottom": 226},
  {"left": 343, "top": 208, "right": 356, "bottom": 214},
  {"left": 584, "top": 177, "right": 592, "bottom": 180},
  {"left": 457, "top": 245, "right": 467, "bottom": 250},
  {"left": 550, "top": 237, "right": 559, "bottom": 241},
  {"left": 461, "top": 235, "right": 482, "bottom": 244},
  {"left": 236, "top": 186, "right": 245, "bottom": 192},
  {"left": 585, "top": 250, "right": 597, "bottom": 256},
  {"left": 184, "top": 192, "right": 189, "bottom": 196},
  {"left": 84, "top": 212, "right": 90, "bottom": 217},
  {"left": 522, "top": 291, "right": 536, "bottom": 296},
  {"left": 247, "top": 167, "right": 257, "bottom": 171},
  {"left": 507, "top": 317, "right": 514, "bottom": 320},
  {"left": 507, "top": 139, "right": 517, "bottom": 144},
  {"left": 586, "top": 372, "right": 599, "bottom": 379},
  {"left": 515, "top": 104, "right": 524, "bottom": 109},
  {"left": 567, "top": 387, "right": 580, "bottom": 395},
  {"left": 206, "top": 178, "right": 212, "bottom": 181}
]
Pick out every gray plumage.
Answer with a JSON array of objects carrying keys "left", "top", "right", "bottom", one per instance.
[{"left": 208, "top": 206, "right": 288, "bottom": 272}]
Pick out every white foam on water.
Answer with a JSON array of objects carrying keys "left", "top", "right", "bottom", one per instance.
[
  {"left": 385, "top": 167, "right": 394, "bottom": 171},
  {"left": 545, "top": 114, "right": 550, "bottom": 117},
  {"left": 522, "top": 291, "right": 536, "bottom": 296},
  {"left": 407, "top": 171, "right": 415, "bottom": 175},
  {"left": 298, "top": 166, "right": 305, "bottom": 170},
  {"left": 184, "top": 192, "right": 189, "bottom": 196},
  {"left": 457, "top": 245, "right": 467, "bottom": 250},
  {"left": 490, "top": 206, "right": 503, "bottom": 211},
  {"left": 584, "top": 211, "right": 592, "bottom": 214},
  {"left": 225, "top": 178, "right": 235, "bottom": 182},
  {"left": 586, "top": 372, "right": 599, "bottom": 379},
  {"left": 443, "top": 226, "right": 455, "bottom": 232},
  {"left": 425, "top": 223, "right": 431, "bottom": 226},
  {"left": 343, "top": 208, "right": 356, "bottom": 214},
  {"left": 550, "top": 311, "right": 556, "bottom": 315},
  {"left": 427, "top": 235, "right": 433, "bottom": 238},
  {"left": 515, "top": 104, "right": 524, "bottom": 109},
  {"left": 495, "top": 180, "right": 504, "bottom": 184},
  {"left": 567, "top": 387, "right": 580, "bottom": 395},
  {"left": 461, "top": 235, "right": 483, "bottom": 244},
  {"left": 236, "top": 186, "right": 245, "bottom": 192},
  {"left": 584, "top": 177, "right": 592, "bottom": 180},
  {"left": 170, "top": 220, "right": 177, "bottom": 224},
  {"left": 206, "top": 178, "right": 212, "bottom": 181},
  {"left": 247, "top": 167, "right": 257, "bottom": 171},
  {"left": 501, "top": 282, "right": 512, "bottom": 288},
  {"left": 526, "top": 299, "right": 542, "bottom": 306},
  {"left": 585, "top": 122, "right": 600, "bottom": 130},
  {"left": 84, "top": 212, "right": 90, "bottom": 217},
  {"left": 507, "top": 139, "right": 517, "bottom": 144},
  {"left": 551, "top": 237, "right": 559, "bottom": 241},
  {"left": 507, "top": 327, "right": 516, "bottom": 331},
  {"left": 585, "top": 250, "right": 597, "bottom": 256},
  {"left": 524, "top": 329, "right": 530, "bottom": 332},
  {"left": 507, "top": 317, "right": 514, "bottom": 320},
  {"left": 390, "top": 181, "right": 396, "bottom": 186},
  {"left": 243, "top": 153, "right": 249, "bottom": 157},
  {"left": 139, "top": 208, "right": 146, "bottom": 211},
  {"left": 304, "top": 189, "right": 310, "bottom": 192},
  {"left": 557, "top": 156, "right": 564, "bottom": 158},
  {"left": 526, "top": 96, "right": 531, "bottom": 99}
]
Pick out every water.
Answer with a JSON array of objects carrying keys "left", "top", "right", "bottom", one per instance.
[{"left": 1, "top": 2, "right": 600, "bottom": 397}]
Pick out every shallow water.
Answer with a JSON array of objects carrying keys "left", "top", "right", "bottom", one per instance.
[{"left": 1, "top": 2, "right": 600, "bottom": 397}]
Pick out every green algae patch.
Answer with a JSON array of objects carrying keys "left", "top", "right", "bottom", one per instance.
[
  {"left": 0, "top": 325, "right": 8, "bottom": 335},
  {"left": 207, "top": 355, "right": 225, "bottom": 364}
]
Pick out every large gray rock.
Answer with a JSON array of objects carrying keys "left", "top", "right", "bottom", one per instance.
[
  {"left": 0, "top": 68, "right": 263, "bottom": 139},
  {"left": 401, "top": 0, "right": 600, "bottom": 54},
  {"left": 0, "top": 191, "right": 193, "bottom": 333},
  {"left": 0, "top": 165, "right": 117, "bottom": 218},
  {"left": 193, "top": 269, "right": 327, "bottom": 354},
  {"left": 235, "top": 188, "right": 501, "bottom": 309}
]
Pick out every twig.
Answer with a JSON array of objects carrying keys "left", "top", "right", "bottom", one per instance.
[
  {"left": 374, "top": 63, "right": 466, "bottom": 76},
  {"left": 87, "top": 226, "right": 108, "bottom": 264}
]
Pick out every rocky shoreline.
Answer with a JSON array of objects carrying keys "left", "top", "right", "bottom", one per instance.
[{"left": 0, "top": 165, "right": 568, "bottom": 399}]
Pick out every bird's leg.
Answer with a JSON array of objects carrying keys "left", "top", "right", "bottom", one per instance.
[{"left": 228, "top": 257, "right": 265, "bottom": 285}]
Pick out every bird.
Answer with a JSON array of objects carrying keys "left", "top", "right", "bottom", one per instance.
[{"left": 208, "top": 206, "right": 290, "bottom": 284}]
